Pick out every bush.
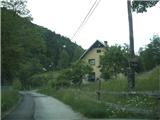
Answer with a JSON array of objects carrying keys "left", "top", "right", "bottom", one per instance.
[
  {"left": 12, "top": 79, "right": 22, "bottom": 90},
  {"left": 47, "top": 80, "right": 56, "bottom": 88}
]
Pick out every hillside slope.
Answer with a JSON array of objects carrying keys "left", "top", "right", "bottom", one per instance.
[{"left": 1, "top": 8, "right": 84, "bottom": 87}]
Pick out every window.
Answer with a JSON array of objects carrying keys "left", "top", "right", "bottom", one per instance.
[
  {"left": 97, "top": 49, "right": 101, "bottom": 53},
  {"left": 88, "top": 59, "right": 95, "bottom": 65},
  {"left": 88, "top": 72, "right": 95, "bottom": 82},
  {"left": 98, "top": 65, "right": 101, "bottom": 68}
]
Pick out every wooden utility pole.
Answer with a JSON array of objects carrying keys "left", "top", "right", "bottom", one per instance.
[{"left": 127, "top": 0, "right": 135, "bottom": 91}]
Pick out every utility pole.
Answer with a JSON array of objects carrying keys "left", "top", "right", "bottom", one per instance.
[{"left": 127, "top": 0, "right": 135, "bottom": 91}]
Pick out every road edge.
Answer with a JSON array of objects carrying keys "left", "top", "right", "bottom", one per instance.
[{"left": 1, "top": 92, "right": 24, "bottom": 120}]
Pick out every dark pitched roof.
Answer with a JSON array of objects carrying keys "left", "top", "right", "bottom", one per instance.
[{"left": 80, "top": 40, "right": 105, "bottom": 59}]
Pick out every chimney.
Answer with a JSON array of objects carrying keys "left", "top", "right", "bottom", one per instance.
[{"left": 104, "top": 41, "right": 108, "bottom": 47}]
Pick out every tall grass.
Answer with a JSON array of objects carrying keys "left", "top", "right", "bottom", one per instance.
[
  {"left": 80, "top": 75, "right": 128, "bottom": 92},
  {"left": 39, "top": 88, "right": 106, "bottom": 118},
  {"left": 135, "top": 66, "right": 160, "bottom": 91},
  {"left": 82, "top": 66, "right": 160, "bottom": 92},
  {"left": 39, "top": 66, "right": 159, "bottom": 118},
  {"left": 39, "top": 87, "right": 157, "bottom": 118}
]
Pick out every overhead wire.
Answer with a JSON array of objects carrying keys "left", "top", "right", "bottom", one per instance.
[{"left": 71, "top": 0, "right": 101, "bottom": 40}]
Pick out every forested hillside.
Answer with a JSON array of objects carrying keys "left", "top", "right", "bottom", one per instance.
[{"left": 1, "top": 8, "right": 84, "bottom": 87}]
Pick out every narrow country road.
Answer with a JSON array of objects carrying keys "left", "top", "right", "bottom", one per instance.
[{"left": 4, "top": 91, "right": 85, "bottom": 120}]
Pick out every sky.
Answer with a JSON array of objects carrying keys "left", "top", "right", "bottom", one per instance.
[{"left": 27, "top": 0, "right": 160, "bottom": 53}]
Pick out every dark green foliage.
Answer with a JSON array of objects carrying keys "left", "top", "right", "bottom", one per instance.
[
  {"left": 1, "top": 8, "right": 84, "bottom": 88},
  {"left": 139, "top": 35, "right": 160, "bottom": 71},
  {"left": 70, "top": 61, "right": 93, "bottom": 85},
  {"left": 1, "top": 8, "right": 46, "bottom": 86},
  {"left": 100, "top": 45, "right": 129, "bottom": 79},
  {"left": 56, "top": 61, "right": 93, "bottom": 87},
  {"left": 38, "top": 28, "right": 84, "bottom": 70},
  {"left": 1, "top": 88, "right": 19, "bottom": 113},
  {"left": 1, "top": 0, "right": 33, "bottom": 20},
  {"left": 132, "top": 0, "right": 159, "bottom": 13},
  {"left": 58, "top": 50, "right": 70, "bottom": 69}
]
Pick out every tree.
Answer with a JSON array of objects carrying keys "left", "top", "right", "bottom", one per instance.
[
  {"left": 12, "top": 78, "right": 22, "bottom": 90},
  {"left": 58, "top": 50, "right": 70, "bottom": 69},
  {"left": 100, "top": 45, "right": 129, "bottom": 79},
  {"left": 1, "top": 0, "right": 32, "bottom": 20},
  {"left": 71, "top": 61, "right": 93, "bottom": 85},
  {"left": 56, "top": 61, "right": 93, "bottom": 87},
  {"left": 132, "top": 0, "right": 159, "bottom": 13},
  {"left": 139, "top": 35, "right": 160, "bottom": 71},
  {"left": 1, "top": 8, "right": 84, "bottom": 88}
]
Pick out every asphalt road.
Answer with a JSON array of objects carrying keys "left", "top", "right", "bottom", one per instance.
[{"left": 4, "top": 91, "right": 84, "bottom": 120}]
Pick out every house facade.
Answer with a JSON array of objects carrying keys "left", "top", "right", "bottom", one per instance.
[{"left": 80, "top": 40, "right": 107, "bottom": 82}]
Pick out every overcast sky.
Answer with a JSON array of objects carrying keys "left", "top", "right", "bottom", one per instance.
[{"left": 27, "top": 0, "right": 160, "bottom": 53}]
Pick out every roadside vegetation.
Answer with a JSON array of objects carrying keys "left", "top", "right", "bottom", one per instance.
[
  {"left": 1, "top": 7, "right": 84, "bottom": 89},
  {"left": 1, "top": 79, "right": 22, "bottom": 118},
  {"left": 39, "top": 66, "right": 160, "bottom": 119},
  {"left": 1, "top": 0, "right": 160, "bottom": 119},
  {"left": 1, "top": 88, "right": 19, "bottom": 116}
]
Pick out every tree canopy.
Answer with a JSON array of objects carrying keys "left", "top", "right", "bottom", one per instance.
[
  {"left": 132, "top": 0, "right": 159, "bottom": 13},
  {"left": 139, "top": 35, "right": 160, "bottom": 71},
  {"left": 100, "top": 45, "right": 129, "bottom": 79},
  {"left": 1, "top": 0, "right": 33, "bottom": 20},
  {"left": 1, "top": 8, "right": 84, "bottom": 88}
]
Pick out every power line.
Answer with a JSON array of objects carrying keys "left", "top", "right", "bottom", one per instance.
[{"left": 71, "top": 0, "right": 101, "bottom": 40}]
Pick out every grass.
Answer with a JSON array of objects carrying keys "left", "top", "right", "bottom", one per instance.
[
  {"left": 39, "top": 87, "right": 157, "bottom": 118},
  {"left": 101, "top": 93, "right": 158, "bottom": 110},
  {"left": 1, "top": 88, "right": 20, "bottom": 114},
  {"left": 135, "top": 66, "right": 160, "bottom": 91},
  {"left": 81, "top": 65, "right": 160, "bottom": 92},
  {"left": 40, "top": 88, "right": 107, "bottom": 118},
  {"left": 39, "top": 66, "right": 160, "bottom": 118},
  {"left": 81, "top": 76, "right": 128, "bottom": 92}
]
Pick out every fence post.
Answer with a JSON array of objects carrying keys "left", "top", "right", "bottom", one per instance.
[{"left": 97, "top": 78, "right": 101, "bottom": 100}]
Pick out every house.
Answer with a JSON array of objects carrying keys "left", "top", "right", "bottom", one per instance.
[{"left": 80, "top": 40, "right": 107, "bottom": 82}]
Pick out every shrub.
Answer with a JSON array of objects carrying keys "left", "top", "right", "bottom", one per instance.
[{"left": 12, "top": 79, "right": 22, "bottom": 90}]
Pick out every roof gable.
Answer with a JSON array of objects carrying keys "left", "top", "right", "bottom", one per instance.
[{"left": 80, "top": 40, "right": 105, "bottom": 59}]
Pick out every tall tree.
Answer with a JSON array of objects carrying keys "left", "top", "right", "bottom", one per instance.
[
  {"left": 100, "top": 45, "right": 129, "bottom": 79},
  {"left": 139, "top": 35, "right": 160, "bottom": 71},
  {"left": 58, "top": 50, "right": 70, "bottom": 69},
  {"left": 1, "top": 8, "right": 84, "bottom": 87},
  {"left": 1, "top": 0, "right": 32, "bottom": 20}
]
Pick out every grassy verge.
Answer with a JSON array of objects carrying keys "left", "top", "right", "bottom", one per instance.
[
  {"left": 101, "top": 93, "right": 158, "bottom": 110},
  {"left": 39, "top": 87, "right": 107, "bottom": 118},
  {"left": 39, "top": 87, "right": 158, "bottom": 118},
  {"left": 39, "top": 66, "right": 159, "bottom": 118},
  {"left": 1, "top": 88, "right": 20, "bottom": 116}
]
